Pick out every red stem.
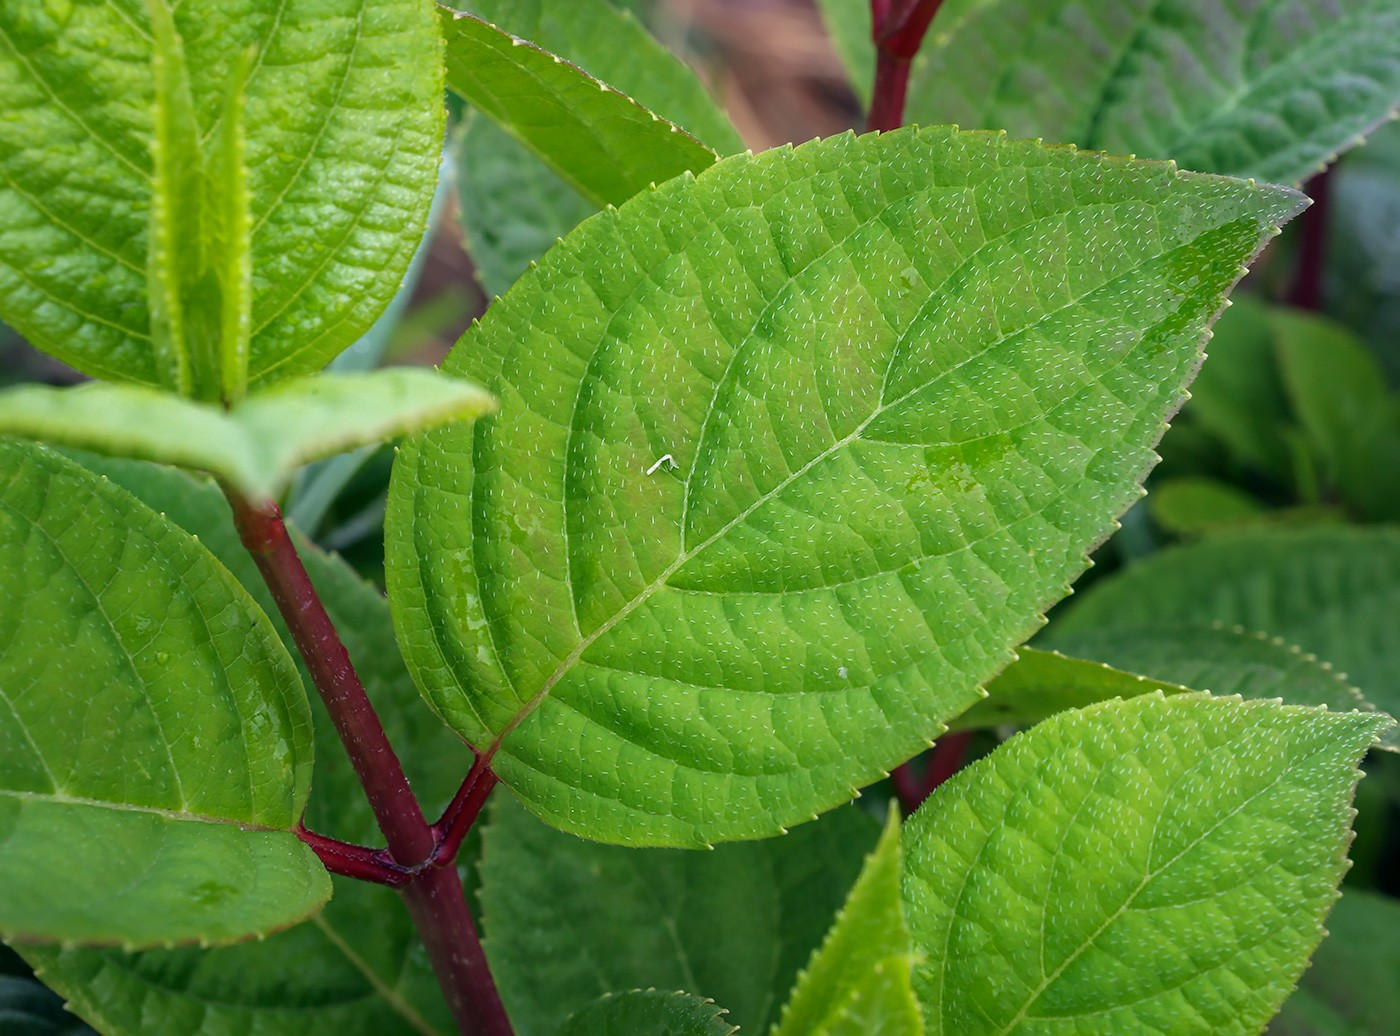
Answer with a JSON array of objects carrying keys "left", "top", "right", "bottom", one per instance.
[
  {"left": 226, "top": 489, "right": 513, "bottom": 1036},
  {"left": 866, "top": 0, "right": 946, "bottom": 131},
  {"left": 435, "top": 755, "right": 500, "bottom": 866},
  {"left": 297, "top": 823, "right": 412, "bottom": 887},
  {"left": 890, "top": 760, "right": 924, "bottom": 814},
  {"left": 1290, "top": 168, "right": 1330, "bottom": 310},
  {"left": 921, "top": 730, "right": 972, "bottom": 796}
]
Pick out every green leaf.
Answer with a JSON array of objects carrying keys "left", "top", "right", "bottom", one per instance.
[
  {"left": 949, "top": 647, "right": 1183, "bottom": 733},
  {"left": 0, "top": 369, "right": 495, "bottom": 499},
  {"left": 1054, "top": 525, "right": 1400, "bottom": 721},
  {"left": 1267, "top": 889, "right": 1400, "bottom": 1035},
  {"left": 553, "top": 991, "right": 736, "bottom": 1036},
  {"left": 909, "top": 0, "right": 1400, "bottom": 184},
  {"left": 17, "top": 453, "right": 475, "bottom": 1036},
  {"left": 1049, "top": 624, "right": 1398, "bottom": 750},
  {"left": 1271, "top": 307, "right": 1400, "bottom": 521},
  {"left": 1148, "top": 477, "right": 1267, "bottom": 537},
  {"left": 902, "top": 693, "right": 1391, "bottom": 1036},
  {"left": 0, "top": 441, "right": 326, "bottom": 948},
  {"left": 0, "top": 975, "right": 96, "bottom": 1036},
  {"left": 455, "top": 0, "right": 743, "bottom": 156},
  {"left": 386, "top": 125, "right": 1305, "bottom": 847},
  {"left": 438, "top": 8, "right": 720, "bottom": 208},
  {"left": 479, "top": 793, "right": 880, "bottom": 1036},
  {"left": 454, "top": 112, "right": 597, "bottom": 299},
  {"left": 773, "top": 807, "right": 922, "bottom": 1036},
  {"left": 813, "top": 0, "right": 874, "bottom": 108},
  {"left": 0, "top": 0, "right": 443, "bottom": 389}
]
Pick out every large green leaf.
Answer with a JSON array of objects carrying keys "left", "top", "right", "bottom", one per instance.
[
  {"left": 0, "top": 0, "right": 443, "bottom": 389},
  {"left": 903, "top": 693, "right": 1390, "bottom": 1036},
  {"left": 455, "top": 0, "right": 743, "bottom": 156},
  {"left": 0, "top": 369, "right": 495, "bottom": 498},
  {"left": 908, "top": 0, "right": 1400, "bottom": 185},
  {"left": 387, "top": 125, "right": 1305, "bottom": 847},
  {"left": 773, "top": 807, "right": 922, "bottom": 1036},
  {"left": 553, "top": 991, "right": 735, "bottom": 1036},
  {"left": 1053, "top": 525, "right": 1400, "bottom": 720},
  {"left": 453, "top": 113, "right": 597, "bottom": 299},
  {"left": 19, "top": 454, "right": 474, "bottom": 1036},
  {"left": 439, "top": 8, "right": 719, "bottom": 209},
  {"left": 0, "top": 441, "right": 325, "bottom": 947},
  {"left": 1267, "top": 889, "right": 1400, "bottom": 1035},
  {"left": 479, "top": 793, "right": 879, "bottom": 1036}
]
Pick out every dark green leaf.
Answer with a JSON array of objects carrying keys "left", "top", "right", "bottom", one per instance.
[
  {"left": 904, "top": 693, "right": 1391, "bottom": 1035},
  {"left": 479, "top": 793, "right": 879, "bottom": 1036},
  {"left": 1148, "top": 477, "right": 1267, "bottom": 537},
  {"left": 553, "top": 991, "right": 735, "bottom": 1036}
]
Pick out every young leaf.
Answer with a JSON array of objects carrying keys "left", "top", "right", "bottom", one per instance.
[
  {"left": 0, "top": 369, "right": 495, "bottom": 499},
  {"left": 456, "top": 0, "right": 744, "bottom": 156},
  {"left": 772, "top": 807, "right": 922, "bottom": 1036},
  {"left": 438, "top": 9, "right": 720, "bottom": 208},
  {"left": 813, "top": 0, "right": 875, "bottom": 107},
  {"left": 0, "top": 442, "right": 326, "bottom": 947},
  {"left": 454, "top": 113, "right": 598, "bottom": 299},
  {"left": 553, "top": 991, "right": 735, "bottom": 1036},
  {"left": 1267, "top": 888, "right": 1400, "bottom": 1035},
  {"left": 902, "top": 693, "right": 1392, "bottom": 1036},
  {"left": 908, "top": 0, "right": 1400, "bottom": 185},
  {"left": 17, "top": 453, "right": 476, "bottom": 1036},
  {"left": 1053, "top": 525, "right": 1400, "bottom": 721},
  {"left": 0, "top": 0, "right": 443, "bottom": 389},
  {"left": 479, "top": 794, "right": 879, "bottom": 1036},
  {"left": 387, "top": 125, "right": 1305, "bottom": 847}
]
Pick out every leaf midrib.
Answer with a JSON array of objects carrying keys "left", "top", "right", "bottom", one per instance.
[{"left": 0, "top": 789, "right": 280, "bottom": 832}]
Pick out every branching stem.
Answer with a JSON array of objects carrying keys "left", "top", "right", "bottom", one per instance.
[{"left": 296, "top": 822, "right": 413, "bottom": 887}]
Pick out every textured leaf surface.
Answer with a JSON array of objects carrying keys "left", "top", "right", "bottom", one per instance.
[
  {"left": 439, "top": 9, "right": 718, "bottom": 208},
  {"left": 388, "top": 125, "right": 1304, "bottom": 846},
  {"left": 903, "top": 693, "right": 1390, "bottom": 1036},
  {"left": 1267, "top": 888, "right": 1400, "bottom": 1036},
  {"left": 0, "top": 0, "right": 443, "bottom": 389},
  {"left": 553, "top": 991, "right": 735, "bottom": 1036},
  {"left": 456, "top": 0, "right": 742, "bottom": 155},
  {"left": 0, "top": 975, "right": 96, "bottom": 1036},
  {"left": 454, "top": 113, "right": 597, "bottom": 299},
  {"left": 479, "top": 793, "right": 878, "bottom": 1036},
  {"left": 909, "top": 0, "right": 1400, "bottom": 184},
  {"left": 1048, "top": 625, "right": 1395, "bottom": 748},
  {"left": 0, "top": 442, "right": 324, "bottom": 947},
  {"left": 20, "top": 454, "right": 472, "bottom": 1036},
  {"left": 0, "top": 370, "right": 495, "bottom": 498},
  {"left": 1055, "top": 525, "right": 1400, "bottom": 720},
  {"left": 813, "top": 0, "right": 874, "bottom": 107},
  {"left": 773, "top": 808, "right": 921, "bottom": 1036},
  {"left": 949, "top": 647, "right": 1181, "bottom": 733}
]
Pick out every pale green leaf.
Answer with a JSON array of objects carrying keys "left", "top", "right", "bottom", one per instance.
[
  {"left": 0, "top": 441, "right": 326, "bottom": 948},
  {"left": 903, "top": 693, "right": 1391, "bottom": 1036},
  {"left": 1148, "top": 477, "right": 1267, "bottom": 537},
  {"left": 1054, "top": 525, "right": 1400, "bottom": 721},
  {"left": 554, "top": 991, "right": 736, "bottom": 1036},
  {"left": 773, "top": 807, "right": 922, "bottom": 1036},
  {"left": 480, "top": 794, "right": 879, "bottom": 1036},
  {"left": 0, "top": 0, "right": 443, "bottom": 389},
  {"left": 453, "top": 112, "right": 597, "bottom": 299},
  {"left": 1267, "top": 889, "right": 1400, "bottom": 1036},
  {"left": 386, "top": 125, "right": 1305, "bottom": 847},
  {"left": 438, "top": 8, "right": 719, "bottom": 208},
  {"left": 17, "top": 453, "right": 474, "bottom": 1036},
  {"left": 909, "top": 0, "right": 1400, "bottom": 184},
  {"left": 0, "top": 975, "right": 96, "bottom": 1036},
  {"left": 455, "top": 0, "right": 743, "bottom": 155},
  {"left": 813, "top": 0, "right": 873, "bottom": 108},
  {"left": 0, "top": 369, "right": 495, "bottom": 498},
  {"left": 949, "top": 647, "right": 1183, "bottom": 733}
]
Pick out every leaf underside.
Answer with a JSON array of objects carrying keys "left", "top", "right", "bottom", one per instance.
[
  {"left": 903, "top": 693, "right": 1390, "bottom": 1036},
  {"left": 18, "top": 455, "right": 471, "bottom": 1036},
  {"left": 1053, "top": 525, "right": 1400, "bottom": 722},
  {"left": 387, "top": 125, "right": 1304, "bottom": 847},
  {"left": 910, "top": 0, "right": 1400, "bottom": 185},
  {"left": 0, "top": 442, "right": 325, "bottom": 948},
  {"left": 0, "top": 0, "right": 443, "bottom": 389}
]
